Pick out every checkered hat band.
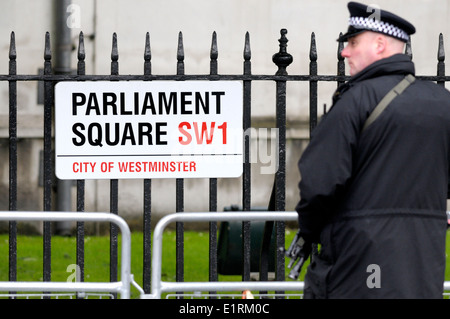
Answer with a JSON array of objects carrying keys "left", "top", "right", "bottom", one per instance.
[{"left": 349, "top": 16, "right": 409, "bottom": 41}]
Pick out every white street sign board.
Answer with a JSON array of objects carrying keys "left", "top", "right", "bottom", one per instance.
[{"left": 55, "top": 81, "right": 243, "bottom": 179}]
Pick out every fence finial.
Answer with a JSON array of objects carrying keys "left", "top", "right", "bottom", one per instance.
[
  {"left": 111, "top": 33, "right": 119, "bottom": 76},
  {"left": 337, "top": 33, "right": 344, "bottom": 61},
  {"left": 438, "top": 33, "right": 445, "bottom": 62},
  {"left": 9, "top": 31, "right": 16, "bottom": 61},
  {"left": 337, "top": 33, "right": 345, "bottom": 85},
  {"left": 437, "top": 33, "right": 445, "bottom": 86},
  {"left": 78, "top": 31, "right": 85, "bottom": 61},
  {"left": 210, "top": 31, "right": 218, "bottom": 60},
  {"left": 111, "top": 32, "right": 118, "bottom": 62},
  {"left": 243, "top": 32, "right": 251, "bottom": 61},
  {"left": 310, "top": 32, "right": 317, "bottom": 62},
  {"left": 44, "top": 31, "right": 51, "bottom": 61},
  {"left": 243, "top": 32, "right": 251, "bottom": 75},
  {"left": 272, "top": 29, "right": 293, "bottom": 75},
  {"left": 144, "top": 32, "right": 151, "bottom": 75},
  {"left": 144, "top": 32, "right": 151, "bottom": 62},
  {"left": 177, "top": 31, "right": 184, "bottom": 75},
  {"left": 77, "top": 32, "right": 86, "bottom": 76},
  {"left": 210, "top": 31, "right": 218, "bottom": 75}
]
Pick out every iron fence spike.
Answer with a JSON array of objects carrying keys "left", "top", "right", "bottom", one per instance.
[
  {"left": 78, "top": 31, "right": 85, "bottom": 61},
  {"left": 438, "top": 33, "right": 445, "bottom": 62},
  {"left": 9, "top": 32, "right": 16, "bottom": 60}
]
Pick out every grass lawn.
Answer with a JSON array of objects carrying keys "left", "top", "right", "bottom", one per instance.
[
  {"left": 0, "top": 229, "right": 449, "bottom": 298},
  {"left": 0, "top": 229, "right": 299, "bottom": 298}
]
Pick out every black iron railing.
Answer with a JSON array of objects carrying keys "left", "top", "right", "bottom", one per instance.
[{"left": 3, "top": 28, "right": 448, "bottom": 297}]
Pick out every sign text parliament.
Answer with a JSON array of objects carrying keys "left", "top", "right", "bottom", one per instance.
[{"left": 55, "top": 81, "right": 243, "bottom": 179}]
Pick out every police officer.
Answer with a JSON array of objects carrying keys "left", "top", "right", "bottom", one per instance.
[{"left": 296, "top": 2, "right": 450, "bottom": 298}]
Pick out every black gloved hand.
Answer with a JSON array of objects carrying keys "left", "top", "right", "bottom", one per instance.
[{"left": 285, "top": 230, "right": 312, "bottom": 280}]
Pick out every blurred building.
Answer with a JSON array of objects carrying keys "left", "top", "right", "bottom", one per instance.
[{"left": 0, "top": 0, "right": 449, "bottom": 232}]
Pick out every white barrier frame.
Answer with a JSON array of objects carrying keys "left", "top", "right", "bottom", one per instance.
[
  {"left": 0, "top": 211, "right": 133, "bottom": 299},
  {"left": 144, "top": 211, "right": 450, "bottom": 299},
  {"left": 143, "top": 211, "right": 304, "bottom": 299},
  {"left": 2, "top": 211, "right": 447, "bottom": 299}
]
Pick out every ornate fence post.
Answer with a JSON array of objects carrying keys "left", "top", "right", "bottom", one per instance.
[
  {"left": 209, "top": 31, "right": 219, "bottom": 290},
  {"left": 8, "top": 31, "right": 17, "bottom": 289},
  {"left": 309, "top": 33, "right": 318, "bottom": 133},
  {"left": 76, "top": 31, "right": 86, "bottom": 292},
  {"left": 242, "top": 32, "right": 252, "bottom": 282},
  {"left": 43, "top": 32, "right": 53, "bottom": 289},
  {"left": 143, "top": 31, "right": 153, "bottom": 295},
  {"left": 110, "top": 32, "right": 119, "bottom": 299},
  {"left": 176, "top": 31, "right": 185, "bottom": 295},
  {"left": 272, "top": 29, "right": 293, "bottom": 289}
]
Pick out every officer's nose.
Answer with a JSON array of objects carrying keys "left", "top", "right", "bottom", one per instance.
[{"left": 341, "top": 45, "right": 350, "bottom": 58}]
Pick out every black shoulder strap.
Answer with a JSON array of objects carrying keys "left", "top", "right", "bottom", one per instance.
[{"left": 362, "top": 74, "right": 415, "bottom": 132}]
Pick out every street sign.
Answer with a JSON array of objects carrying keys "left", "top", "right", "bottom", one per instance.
[{"left": 55, "top": 81, "right": 243, "bottom": 179}]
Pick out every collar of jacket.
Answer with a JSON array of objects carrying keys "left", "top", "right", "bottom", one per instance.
[{"left": 332, "top": 53, "right": 415, "bottom": 103}]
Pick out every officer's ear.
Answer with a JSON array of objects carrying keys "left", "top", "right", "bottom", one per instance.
[{"left": 374, "top": 34, "right": 388, "bottom": 55}]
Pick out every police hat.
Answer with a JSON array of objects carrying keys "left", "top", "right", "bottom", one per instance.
[{"left": 338, "top": 2, "right": 415, "bottom": 42}]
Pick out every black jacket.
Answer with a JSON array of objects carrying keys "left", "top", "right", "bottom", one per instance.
[{"left": 296, "top": 54, "right": 450, "bottom": 298}]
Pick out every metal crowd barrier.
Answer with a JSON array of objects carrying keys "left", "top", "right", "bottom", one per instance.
[
  {"left": 0, "top": 211, "right": 134, "bottom": 299},
  {"left": 143, "top": 211, "right": 450, "bottom": 299},
  {"left": 1, "top": 211, "right": 449, "bottom": 299},
  {"left": 142, "top": 211, "right": 304, "bottom": 299}
]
